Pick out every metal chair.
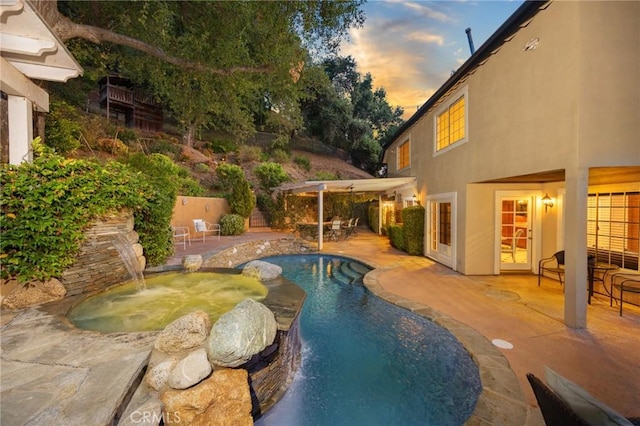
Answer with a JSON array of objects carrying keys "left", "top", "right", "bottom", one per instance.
[
  {"left": 538, "top": 250, "right": 565, "bottom": 287},
  {"left": 192, "top": 219, "right": 220, "bottom": 242},
  {"left": 172, "top": 226, "right": 191, "bottom": 250},
  {"left": 526, "top": 373, "right": 589, "bottom": 426},
  {"left": 329, "top": 219, "right": 344, "bottom": 241},
  {"left": 610, "top": 273, "right": 640, "bottom": 316}
]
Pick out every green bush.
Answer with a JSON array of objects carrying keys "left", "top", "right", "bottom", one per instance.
[
  {"left": 121, "top": 153, "right": 186, "bottom": 265},
  {"left": 215, "top": 164, "right": 254, "bottom": 218},
  {"left": 209, "top": 139, "right": 237, "bottom": 154},
  {"left": 270, "top": 149, "right": 290, "bottom": 164},
  {"left": 238, "top": 145, "right": 262, "bottom": 162},
  {"left": 368, "top": 204, "right": 380, "bottom": 234},
  {"left": 388, "top": 224, "right": 406, "bottom": 251},
  {"left": 147, "top": 138, "right": 182, "bottom": 157},
  {"left": 293, "top": 155, "right": 311, "bottom": 172},
  {"left": 402, "top": 206, "right": 425, "bottom": 255},
  {"left": 253, "top": 162, "right": 290, "bottom": 192},
  {"left": 220, "top": 214, "right": 246, "bottom": 235},
  {"left": 313, "top": 171, "right": 339, "bottom": 180},
  {"left": 117, "top": 128, "right": 138, "bottom": 145},
  {"left": 44, "top": 101, "right": 82, "bottom": 154},
  {"left": 0, "top": 140, "right": 151, "bottom": 282}
]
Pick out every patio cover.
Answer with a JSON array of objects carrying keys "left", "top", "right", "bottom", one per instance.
[{"left": 273, "top": 177, "right": 417, "bottom": 250}]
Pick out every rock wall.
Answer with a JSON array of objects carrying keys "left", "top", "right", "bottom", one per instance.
[
  {"left": 246, "top": 315, "right": 301, "bottom": 417},
  {"left": 61, "top": 210, "right": 146, "bottom": 296},
  {"left": 203, "top": 238, "right": 317, "bottom": 269}
]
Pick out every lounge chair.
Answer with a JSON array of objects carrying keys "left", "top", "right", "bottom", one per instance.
[{"left": 172, "top": 226, "right": 191, "bottom": 250}]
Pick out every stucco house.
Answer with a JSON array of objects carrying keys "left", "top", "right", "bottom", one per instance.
[{"left": 381, "top": 0, "right": 639, "bottom": 328}]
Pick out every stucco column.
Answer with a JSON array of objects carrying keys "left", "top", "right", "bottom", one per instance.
[
  {"left": 8, "top": 95, "right": 33, "bottom": 165},
  {"left": 563, "top": 167, "right": 589, "bottom": 328}
]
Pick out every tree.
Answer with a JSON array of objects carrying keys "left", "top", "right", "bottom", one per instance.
[
  {"left": 300, "top": 56, "right": 404, "bottom": 173},
  {"left": 35, "top": 1, "right": 364, "bottom": 146}
]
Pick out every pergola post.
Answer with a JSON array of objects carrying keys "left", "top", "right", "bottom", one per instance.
[{"left": 318, "top": 189, "right": 324, "bottom": 251}]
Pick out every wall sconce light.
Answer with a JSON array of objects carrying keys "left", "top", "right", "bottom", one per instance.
[
  {"left": 182, "top": 198, "right": 188, "bottom": 205},
  {"left": 412, "top": 194, "right": 420, "bottom": 205},
  {"left": 542, "top": 193, "right": 554, "bottom": 213}
]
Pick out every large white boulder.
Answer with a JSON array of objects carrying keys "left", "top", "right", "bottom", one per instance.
[
  {"left": 206, "top": 299, "right": 277, "bottom": 367},
  {"left": 154, "top": 311, "right": 211, "bottom": 355},
  {"left": 168, "top": 348, "right": 212, "bottom": 390},
  {"left": 241, "top": 260, "right": 282, "bottom": 281}
]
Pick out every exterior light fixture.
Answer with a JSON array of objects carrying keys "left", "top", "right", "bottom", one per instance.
[{"left": 542, "top": 193, "right": 554, "bottom": 213}]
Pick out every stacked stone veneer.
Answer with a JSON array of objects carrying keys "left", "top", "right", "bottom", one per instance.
[
  {"left": 203, "top": 238, "right": 317, "bottom": 269},
  {"left": 246, "top": 313, "right": 301, "bottom": 416},
  {"left": 61, "top": 210, "right": 145, "bottom": 296}
]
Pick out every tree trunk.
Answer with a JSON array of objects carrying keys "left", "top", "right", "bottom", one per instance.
[{"left": 184, "top": 124, "right": 196, "bottom": 148}]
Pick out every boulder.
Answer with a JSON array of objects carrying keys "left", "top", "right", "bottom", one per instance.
[
  {"left": 168, "top": 349, "right": 212, "bottom": 390},
  {"left": 160, "top": 368, "right": 252, "bottom": 426},
  {"left": 145, "top": 359, "right": 176, "bottom": 391},
  {"left": 183, "top": 255, "right": 203, "bottom": 272},
  {"left": 242, "top": 260, "right": 282, "bottom": 281},
  {"left": 154, "top": 311, "right": 211, "bottom": 355},
  {"left": 1, "top": 278, "right": 66, "bottom": 310},
  {"left": 207, "top": 299, "right": 277, "bottom": 367}
]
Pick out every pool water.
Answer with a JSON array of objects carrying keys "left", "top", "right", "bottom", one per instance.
[
  {"left": 254, "top": 254, "right": 481, "bottom": 426},
  {"left": 68, "top": 271, "right": 268, "bottom": 332}
]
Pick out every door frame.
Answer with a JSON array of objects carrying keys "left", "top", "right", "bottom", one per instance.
[
  {"left": 494, "top": 190, "right": 543, "bottom": 274},
  {"left": 426, "top": 192, "right": 457, "bottom": 270}
]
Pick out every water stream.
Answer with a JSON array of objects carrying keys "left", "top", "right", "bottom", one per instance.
[{"left": 111, "top": 233, "right": 146, "bottom": 290}]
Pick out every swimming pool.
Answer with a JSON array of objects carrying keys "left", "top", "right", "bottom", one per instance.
[{"left": 252, "top": 254, "right": 481, "bottom": 425}]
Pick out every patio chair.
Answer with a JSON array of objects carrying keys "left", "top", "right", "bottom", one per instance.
[
  {"left": 342, "top": 218, "right": 355, "bottom": 238},
  {"left": 610, "top": 272, "right": 640, "bottom": 316},
  {"left": 538, "top": 250, "right": 565, "bottom": 287},
  {"left": 501, "top": 228, "right": 524, "bottom": 262},
  {"left": 527, "top": 370, "right": 640, "bottom": 426},
  {"left": 329, "top": 219, "right": 344, "bottom": 241},
  {"left": 172, "top": 226, "right": 191, "bottom": 250},
  {"left": 193, "top": 219, "right": 220, "bottom": 242}
]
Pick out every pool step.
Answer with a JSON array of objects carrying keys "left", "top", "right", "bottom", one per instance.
[{"left": 330, "top": 260, "right": 370, "bottom": 285}]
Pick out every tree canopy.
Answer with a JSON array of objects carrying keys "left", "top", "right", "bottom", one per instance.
[{"left": 37, "top": 0, "right": 365, "bottom": 146}]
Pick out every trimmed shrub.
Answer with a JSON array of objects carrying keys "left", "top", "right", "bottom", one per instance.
[
  {"left": 368, "top": 203, "right": 380, "bottom": 234},
  {"left": 220, "top": 214, "right": 245, "bottom": 235},
  {"left": 388, "top": 224, "right": 406, "bottom": 251},
  {"left": 402, "top": 206, "right": 425, "bottom": 255}
]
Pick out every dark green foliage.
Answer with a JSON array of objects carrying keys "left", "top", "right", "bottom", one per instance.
[
  {"left": 147, "top": 138, "right": 182, "bottom": 157},
  {"left": 121, "top": 153, "right": 187, "bottom": 265},
  {"left": 253, "top": 162, "right": 290, "bottom": 192},
  {"left": 44, "top": 101, "right": 82, "bottom": 154},
  {"left": 230, "top": 179, "right": 255, "bottom": 219},
  {"left": 402, "top": 206, "right": 425, "bottom": 255},
  {"left": 0, "top": 140, "right": 150, "bottom": 282},
  {"left": 220, "top": 214, "right": 245, "bottom": 235},
  {"left": 214, "top": 163, "right": 254, "bottom": 218},
  {"left": 388, "top": 224, "right": 406, "bottom": 251},
  {"left": 208, "top": 139, "right": 237, "bottom": 154},
  {"left": 293, "top": 155, "right": 311, "bottom": 172},
  {"left": 368, "top": 203, "right": 380, "bottom": 234},
  {"left": 117, "top": 128, "right": 138, "bottom": 145}
]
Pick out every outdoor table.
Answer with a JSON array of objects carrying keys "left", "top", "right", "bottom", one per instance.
[{"left": 587, "top": 261, "right": 619, "bottom": 304}]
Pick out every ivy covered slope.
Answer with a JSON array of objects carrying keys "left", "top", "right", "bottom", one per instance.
[{"left": 0, "top": 140, "right": 191, "bottom": 283}]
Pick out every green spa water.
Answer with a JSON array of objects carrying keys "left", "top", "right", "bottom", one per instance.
[{"left": 68, "top": 272, "right": 268, "bottom": 333}]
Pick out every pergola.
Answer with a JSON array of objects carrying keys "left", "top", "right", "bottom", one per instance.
[
  {"left": 1, "top": 0, "right": 83, "bottom": 164},
  {"left": 273, "top": 177, "right": 417, "bottom": 250}
]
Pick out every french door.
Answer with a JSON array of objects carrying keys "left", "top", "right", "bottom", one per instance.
[
  {"left": 498, "top": 195, "right": 532, "bottom": 271},
  {"left": 426, "top": 193, "right": 456, "bottom": 269}
]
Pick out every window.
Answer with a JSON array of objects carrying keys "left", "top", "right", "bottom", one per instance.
[
  {"left": 587, "top": 191, "right": 640, "bottom": 270},
  {"left": 398, "top": 140, "right": 410, "bottom": 170},
  {"left": 435, "top": 90, "right": 467, "bottom": 152}
]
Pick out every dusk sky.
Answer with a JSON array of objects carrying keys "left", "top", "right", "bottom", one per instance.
[{"left": 340, "top": 0, "right": 524, "bottom": 119}]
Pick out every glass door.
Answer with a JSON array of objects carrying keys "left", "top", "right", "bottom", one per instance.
[
  {"left": 426, "top": 193, "right": 456, "bottom": 269},
  {"left": 500, "top": 197, "right": 532, "bottom": 270}
]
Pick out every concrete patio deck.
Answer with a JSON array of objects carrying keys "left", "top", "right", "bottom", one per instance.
[{"left": 167, "top": 226, "right": 640, "bottom": 424}]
